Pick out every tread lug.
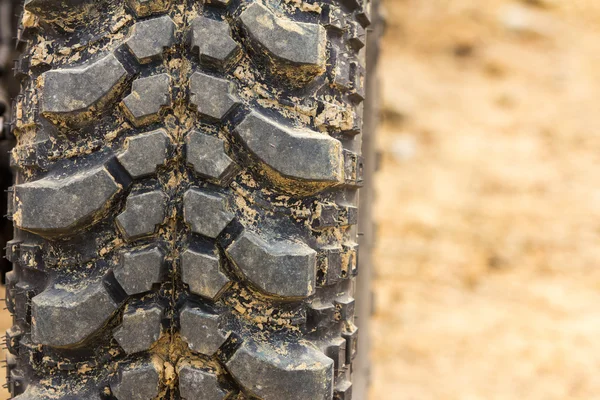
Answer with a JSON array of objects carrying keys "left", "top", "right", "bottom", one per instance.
[
  {"left": 117, "top": 129, "right": 169, "bottom": 179},
  {"left": 239, "top": 3, "right": 326, "bottom": 68},
  {"left": 183, "top": 188, "right": 235, "bottom": 238},
  {"left": 180, "top": 304, "right": 229, "bottom": 356},
  {"left": 113, "top": 305, "right": 164, "bottom": 355},
  {"left": 115, "top": 246, "right": 165, "bottom": 295},
  {"left": 185, "top": 130, "right": 237, "bottom": 186},
  {"left": 126, "top": 15, "right": 176, "bottom": 63},
  {"left": 32, "top": 281, "right": 119, "bottom": 347},
  {"left": 225, "top": 340, "right": 334, "bottom": 400},
  {"left": 14, "top": 164, "right": 122, "bottom": 237},
  {"left": 189, "top": 72, "right": 239, "bottom": 120},
  {"left": 178, "top": 362, "right": 229, "bottom": 400},
  {"left": 41, "top": 53, "right": 127, "bottom": 118},
  {"left": 191, "top": 16, "right": 240, "bottom": 68},
  {"left": 123, "top": 73, "right": 171, "bottom": 127},
  {"left": 234, "top": 111, "right": 344, "bottom": 187},
  {"left": 110, "top": 360, "right": 161, "bottom": 399},
  {"left": 116, "top": 190, "right": 168, "bottom": 241},
  {"left": 181, "top": 247, "right": 231, "bottom": 301},
  {"left": 226, "top": 230, "right": 317, "bottom": 299}
]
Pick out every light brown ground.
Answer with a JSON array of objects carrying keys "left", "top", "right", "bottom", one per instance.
[{"left": 371, "top": 0, "right": 600, "bottom": 399}]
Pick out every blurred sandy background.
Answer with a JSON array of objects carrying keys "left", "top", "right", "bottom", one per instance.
[
  {"left": 371, "top": 0, "right": 600, "bottom": 399},
  {"left": 4, "top": 0, "right": 600, "bottom": 399}
]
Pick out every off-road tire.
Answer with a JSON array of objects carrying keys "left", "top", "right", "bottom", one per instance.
[{"left": 6, "top": 0, "right": 369, "bottom": 399}]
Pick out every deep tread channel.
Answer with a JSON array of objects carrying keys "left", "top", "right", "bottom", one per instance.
[{"left": 7, "top": 0, "right": 369, "bottom": 398}]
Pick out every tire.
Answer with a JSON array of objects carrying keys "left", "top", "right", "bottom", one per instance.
[{"left": 6, "top": 1, "right": 370, "bottom": 399}]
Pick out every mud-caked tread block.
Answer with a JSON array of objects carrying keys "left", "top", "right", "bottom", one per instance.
[
  {"left": 226, "top": 230, "right": 317, "bottom": 298},
  {"left": 111, "top": 360, "right": 161, "bottom": 400},
  {"left": 122, "top": 73, "right": 171, "bottom": 127},
  {"left": 180, "top": 305, "right": 229, "bottom": 355},
  {"left": 116, "top": 190, "right": 168, "bottom": 241},
  {"left": 117, "top": 129, "right": 169, "bottom": 179},
  {"left": 235, "top": 112, "right": 344, "bottom": 184},
  {"left": 127, "top": 0, "right": 171, "bottom": 17},
  {"left": 14, "top": 165, "right": 121, "bottom": 237},
  {"left": 183, "top": 188, "right": 235, "bottom": 238},
  {"left": 191, "top": 16, "right": 240, "bottom": 67},
  {"left": 181, "top": 248, "right": 231, "bottom": 301},
  {"left": 126, "top": 15, "right": 176, "bottom": 63},
  {"left": 41, "top": 53, "right": 127, "bottom": 115},
  {"left": 31, "top": 281, "right": 118, "bottom": 347},
  {"left": 225, "top": 340, "right": 334, "bottom": 400},
  {"left": 115, "top": 246, "right": 165, "bottom": 295},
  {"left": 113, "top": 305, "right": 164, "bottom": 355},
  {"left": 240, "top": 3, "right": 326, "bottom": 67},
  {"left": 189, "top": 72, "right": 240, "bottom": 120},
  {"left": 179, "top": 363, "right": 229, "bottom": 400},
  {"left": 185, "top": 131, "right": 237, "bottom": 186}
]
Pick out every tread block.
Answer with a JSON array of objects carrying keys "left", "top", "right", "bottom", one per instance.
[
  {"left": 185, "top": 130, "right": 237, "bottom": 186},
  {"left": 322, "top": 5, "right": 346, "bottom": 32},
  {"left": 183, "top": 188, "right": 235, "bottom": 238},
  {"left": 307, "top": 300, "right": 335, "bottom": 330},
  {"left": 189, "top": 72, "right": 239, "bottom": 120},
  {"left": 234, "top": 112, "right": 344, "bottom": 184},
  {"left": 348, "top": 62, "right": 365, "bottom": 104},
  {"left": 191, "top": 16, "right": 240, "bottom": 68},
  {"left": 226, "top": 230, "right": 317, "bottom": 298},
  {"left": 317, "top": 246, "right": 343, "bottom": 286},
  {"left": 117, "top": 129, "right": 169, "bottom": 179},
  {"left": 111, "top": 360, "right": 161, "bottom": 399},
  {"left": 334, "top": 294, "right": 355, "bottom": 322},
  {"left": 326, "top": 336, "right": 347, "bottom": 371},
  {"left": 127, "top": 0, "right": 171, "bottom": 17},
  {"left": 332, "top": 50, "right": 351, "bottom": 91},
  {"left": 115, "top": 246, "right": 165, "bottom": 295},
  {"left": 334, "top": 380, "right": 353, "bottom": 400},
  {"left": 180, "top": 304, "right": 229, "bottom": 356},
  {"left": 239, "top": 3, "right": 326, "bottom": 67},
  {"left": 14, "top": 164, "right": 121, "bottom": 237},
  {"left": 181, "top": 248, "right": 231, "bottom": 301},
  {"left": 123, "top": 73, "right": 171, "bottom": 127},
  {"left": 341, "top": 324, "right": 358, "bottom": 364},
  {"left": 116, "top": 190, "right": 168, "bottom": 241},
  {"left": 41, "top": 53, "right": 127, "bottom": 115},
  {"left": 179, "top": 363, "right": 229, "bottom": 400},
  {"left": 342, "top": 242, "right": 359, "bottom": 277},
  {"left": 312, "top": 203, "right": 339, "bottom": 229},
  {"left": 32, "top": 281, "right": 118, "bottom": 347},
  {"left": 126, "top": 15, "right": 176, "bottom": 63},
  {"left": 347, "top": 21, "right": 366, "bottom": 51},
  {"left": 225, "top": 340, "right": 334, "bottom": 400},
  {"left": 343, "top": 150, "right": 363, "bottom": 187},
  {"left": 113, "top": 305, "right": 164, "bottom": 355}
]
